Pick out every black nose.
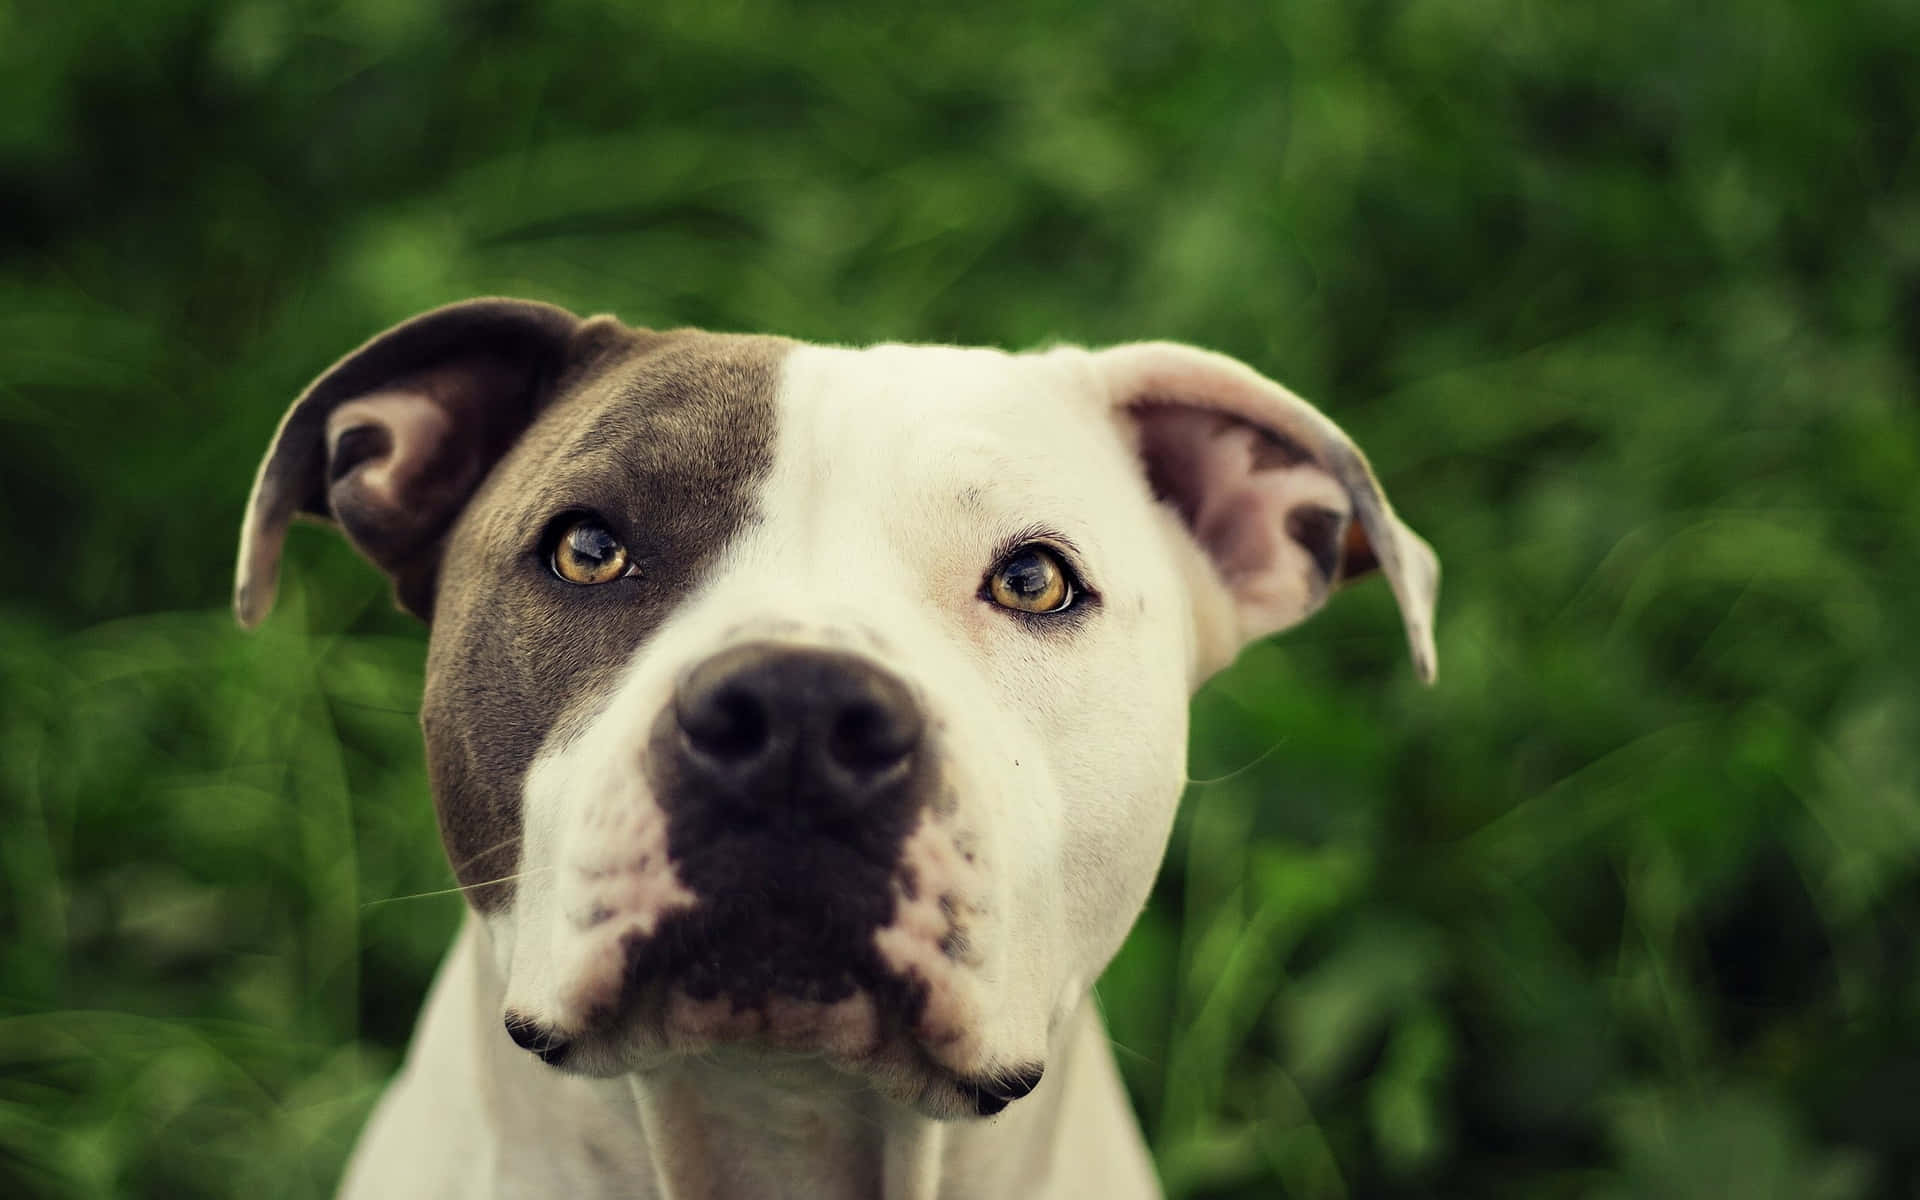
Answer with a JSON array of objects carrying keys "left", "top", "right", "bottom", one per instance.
[{"left": 672, "top": 643, "right": 922, "bottom": 818}]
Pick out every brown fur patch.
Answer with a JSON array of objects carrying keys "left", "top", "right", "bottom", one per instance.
[{"left": 421, "top": 331, "right": 788, "bottom": 909}]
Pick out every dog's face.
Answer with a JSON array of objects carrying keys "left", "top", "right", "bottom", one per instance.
[{"left": 236, "top": 300, "right": 1437, "bottom": 1119}]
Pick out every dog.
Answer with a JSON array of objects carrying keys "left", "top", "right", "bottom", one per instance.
[{"left": 234, "top": 298, "right": 1438, "bottom": 1199}]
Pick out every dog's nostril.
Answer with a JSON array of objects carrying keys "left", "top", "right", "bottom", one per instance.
[
  {"left": 829, "top": 697, "right": 920, "bottom": 772},
  {"left": 668, "top": 643, "right": 924, "bottom": 810},
  {"left": 680, "top": 684, "right": 771, "bottom": 762}
]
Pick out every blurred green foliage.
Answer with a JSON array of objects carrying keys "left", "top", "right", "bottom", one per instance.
[{"left": 3, "top": 0, "right": 1917, "bottom": 1196}]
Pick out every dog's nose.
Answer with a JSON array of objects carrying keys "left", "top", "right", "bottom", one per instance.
[{"left": 672, "top": 643, "right": 922, "bottom": 816}]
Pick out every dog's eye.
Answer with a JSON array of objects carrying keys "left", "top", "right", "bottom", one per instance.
[
  {"left": 985, "top": 545, "right": 1074, "bottom": 614},
  {"left": 551, "top": 517, "right": 633, "bottom": 585}
]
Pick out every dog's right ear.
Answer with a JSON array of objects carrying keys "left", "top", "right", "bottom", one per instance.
[
  {"left": 234, "top": 297, "right": 590, "bottom": 628},
  {"left": 1084, "top": 341, "right": 1439, "bottom": 685}
]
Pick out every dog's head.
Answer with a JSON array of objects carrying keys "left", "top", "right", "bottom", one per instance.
[{"left": 236, "top": 298, "right": 1437, "bottom": 1118}]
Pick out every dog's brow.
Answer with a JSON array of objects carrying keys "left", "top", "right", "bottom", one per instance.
[{"left": 564, "top": 410, "right": 634, "bottom": 460}]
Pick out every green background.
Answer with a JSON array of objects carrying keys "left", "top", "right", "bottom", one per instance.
[{"left": 3, "top": 1, "right": 1917, "bottom": 1196}]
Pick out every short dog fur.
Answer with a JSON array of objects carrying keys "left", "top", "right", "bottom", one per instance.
[{"left": 236, "top": 298, "right": 1438, "bottom": 1199}]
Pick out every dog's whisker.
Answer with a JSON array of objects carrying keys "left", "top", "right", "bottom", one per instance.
[
  {"left": 360, "top": 865, "right": 554, "bottom": 909},
  {"left": 1183, "top": 738, "right": 1289, "bottom": 787},
  {"left": 359, "top": 885, "right": 471, "bottom": 909},
  {"left": 1100, "top": 1033, "right": 1157, "bottom": 1069},
  {"left": 445, "top": 834, "right": 532, "bottom": 878}
]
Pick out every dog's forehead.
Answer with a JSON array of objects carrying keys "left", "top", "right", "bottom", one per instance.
[
  {"left": 474, "top": 329, "right": 790, "bottom": 536},
  {"left": 780, "top": 342, "right": 1098, "bottom": 450},
  {"left": 504, "top": 336, "right": 1100, "bottom": 514},
  {"left": 763, "top": 342, "right": 1116, "bottom": 535},
  {"left": 527, "top": 337, "right": 1115, "bottom": 556}
]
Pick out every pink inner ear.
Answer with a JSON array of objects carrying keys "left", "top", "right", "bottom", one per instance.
[
  {"left": 1132, "top": 403, "right": 1354, "bottom": 635},
  {"left": 1197, "top": 491, "right": 1283, "bottom": 585},
  {"left": 326, "top": 390, "right": 457, "bottom": 512},
  {"left": 317, "top": 386, "right": 488, "bottom": 590}
]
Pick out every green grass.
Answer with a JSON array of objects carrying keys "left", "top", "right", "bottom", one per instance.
[{"left": 3, "top": 1, "right": 1917, "bottom": 1196}]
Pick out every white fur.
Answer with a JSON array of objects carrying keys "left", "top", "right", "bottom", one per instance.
[{"left": 340, "top": 339, "right": 1434, "bottom": 1199}]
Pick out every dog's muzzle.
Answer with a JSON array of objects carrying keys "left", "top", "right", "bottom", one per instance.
[
  {"left": 507, "top": 643, "right": 1023, "bottom": 1112},
  {"left": 560, "top": 642, "right": 940, "bottom": 1026}
]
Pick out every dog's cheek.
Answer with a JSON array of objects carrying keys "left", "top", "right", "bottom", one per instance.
[
  {"left": 509, "top": 687, "right": 706, "bottom": 1035},
  {"left": 1050, "top": 640, "right": 1192, "bottom": 981}
]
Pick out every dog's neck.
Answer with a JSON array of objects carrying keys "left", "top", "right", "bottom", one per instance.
[
  {"left": 624, "top": 1060, "right": 949, "bottom": 1198},
  {"left": 430, "top": 916, "right": 1131, "bottom": 1200}
]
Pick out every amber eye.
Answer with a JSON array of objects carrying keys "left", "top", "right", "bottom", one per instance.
[
  {"left": 986, "top": 545, "right": 1074, "bottom": 614},
  {"left": 551, "top": 518, "right": 632, "bottom": 585}
]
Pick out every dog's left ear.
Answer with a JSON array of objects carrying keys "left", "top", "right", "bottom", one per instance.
[
  {"left": 1090, "top": 342, "right": 1439, "bottom": 684},
  {"left": 234, "top": 297, "right": 589, "bottom": 627}
]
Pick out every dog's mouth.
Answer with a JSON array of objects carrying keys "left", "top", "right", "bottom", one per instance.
[
  {"left": 598, "top": 876, "right": 932, "bottom": 1056},
  {"left": 502, "top": 938, "right": 1033, "bottom": 1118},
  {"left": 506, "top": 995, "right": 1040, "bottom": 1120},
  {"left": 505, "top": 821, "right": 1027, "bottom": 1116}
]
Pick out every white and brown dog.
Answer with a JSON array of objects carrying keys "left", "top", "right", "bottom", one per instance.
[{"left": 235, "top": 298, "right": 1438, "bottom": 1199}]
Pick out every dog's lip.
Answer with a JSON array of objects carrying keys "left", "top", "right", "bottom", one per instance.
[
  {"left": 957, "top": 1062, "right": 1045, "bottom": 1115},
  {"left": 523, "top": 965, "right": 911, "bottom": 1066},
  {"left": 508, "top": 903, "right": 1008, "bottom": 1116},
  {"left": 503, "top": 1009, "right": 572, "bottom": 1066},
  {"left": 499, "top": 998, "right": 1044, "bottom": 1119}
]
